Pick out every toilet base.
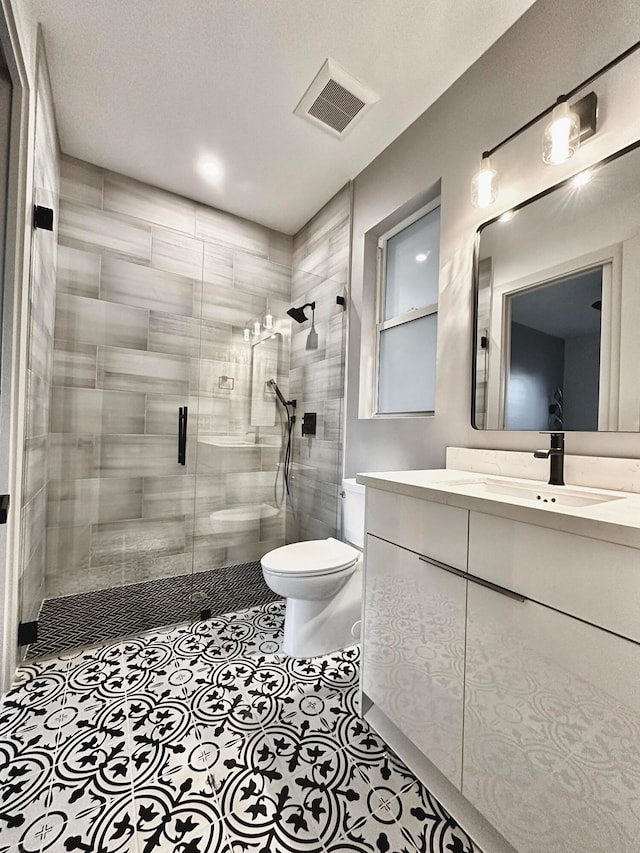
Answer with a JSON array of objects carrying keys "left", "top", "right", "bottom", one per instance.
[{"left": 282, "top": 562, "right": 362, "bottom": 658}]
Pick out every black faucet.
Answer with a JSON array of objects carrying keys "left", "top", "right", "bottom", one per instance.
[{"left": 534, "top": 432, "right": 565, "bottom": 486}]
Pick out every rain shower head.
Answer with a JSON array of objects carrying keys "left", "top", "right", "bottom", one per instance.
[{"left": 287, "top": 302, "right": 315, "bottom": 323}]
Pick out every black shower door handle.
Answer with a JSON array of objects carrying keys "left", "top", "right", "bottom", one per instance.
[{"left": 178, "top": 406, "right": 188, "bottom": 465}]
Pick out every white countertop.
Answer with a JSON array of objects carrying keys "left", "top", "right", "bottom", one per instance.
[{"left": 356, "top": 468, "right": 640, "bottom": 550}]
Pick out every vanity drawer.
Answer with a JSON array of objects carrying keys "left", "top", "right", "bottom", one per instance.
[
  {"left": 468, "top": 511, "right": 640, "bottom": 642},
  {"left": 365, "top": 488, "right": 468, "bottom": 571}
]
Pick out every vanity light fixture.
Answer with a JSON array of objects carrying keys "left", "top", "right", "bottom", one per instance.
[
  {"left": 542, "top": 97, "right": 581, "bottom": 165},
  {"left": 470, "top": 37, "right": 640, "bottom": 209},
  {"left": 264, "top": 313, "right": 274, "bottom": 330},
  {"left": 253, "top": 321, "right": 261, "bottom": 336},
  {"left": 470, "top": 153, "right": 498, "bottom": 209}
]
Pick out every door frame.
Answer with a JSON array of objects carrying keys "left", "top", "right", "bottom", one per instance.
[{"left": 0, "top": 0, "right": 32, "bottom": 693}]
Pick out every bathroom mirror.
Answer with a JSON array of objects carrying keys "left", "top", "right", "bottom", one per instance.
[{"left": 473, "top": 138, "right": 640, "bottom": 431}]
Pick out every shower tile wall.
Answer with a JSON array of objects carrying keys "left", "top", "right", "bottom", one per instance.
[
  {"left": 288, "top": 185, "right": 351, "bottom": 542},
  {"left": 20, "top": 44, "right": 59, "bottom": 622},
  {"left": 48, "top": 156, "right": 292, "bottom": 598}
]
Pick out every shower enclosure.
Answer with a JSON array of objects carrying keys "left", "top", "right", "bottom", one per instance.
[{"left": 21, "top": 155, "right": 293, "bottom": 655}]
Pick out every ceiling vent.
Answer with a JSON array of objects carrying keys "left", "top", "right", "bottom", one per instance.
[{"left": 294, "top": 58, "right": 378, "bottom": 138}]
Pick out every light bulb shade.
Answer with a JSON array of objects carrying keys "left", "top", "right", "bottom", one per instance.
[
  {"left": 253, "top": 321, "right": 261, "bottom": 335},
  {"left": 243, "top": 327, "right": 250, "bottom": 341},
  {"left": 543, "top": 100, "right": 580, "bottom": 165},
  {"left": 264, "top": 313, "right": 273, "bottom": 330},
  {"left": 471, "top": 156, "right": 498, "bottom": 208}
]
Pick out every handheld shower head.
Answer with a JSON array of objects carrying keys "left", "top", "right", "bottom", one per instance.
[
  {"left": 286, "top": 301, "right": 315, "bottom": 324},
  {"left": 268, "top": 378, "right": 290, "bottom": 409}
]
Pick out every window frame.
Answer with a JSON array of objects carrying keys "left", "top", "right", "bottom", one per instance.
[{"left": 374, "top": 197, "right": 441, "bottom": 416}]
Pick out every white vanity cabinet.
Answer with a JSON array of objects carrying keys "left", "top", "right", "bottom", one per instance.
[
  {"left": 464, "top": 510, "right": 640, "bottom": 853},
  {"left": 363, "top": 533, "right": 467, "bottom": 788},
  {"left": 361, "top": 482, "right": 640, "bottom": 853}
]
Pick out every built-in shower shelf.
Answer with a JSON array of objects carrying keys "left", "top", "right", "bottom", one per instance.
[
  {"left": 198, "top": 437, "right": 264, "bottom": 449},
  {"left": 209, "top": 503, "right": 281, "bottom": 533}
]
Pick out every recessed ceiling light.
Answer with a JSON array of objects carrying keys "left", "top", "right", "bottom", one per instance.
[
  {"left": 572, "top": 169, "right": 593, "bottom": 187},
  {"left": 199, "top": 158, "right": 224, "bottom": 182},
  {"left": 415, "top": 252, "right": 430, "bottom": 263}
]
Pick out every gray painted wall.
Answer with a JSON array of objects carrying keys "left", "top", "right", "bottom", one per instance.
[
  {"left": 507, "top": 323, "right": 564, "bottom": 431},
  {"left": 563, "top": 333, "right": 600, "bottom": 431},
  {"left": 346, "top": 0, "right": 640, "bottom": 476}
]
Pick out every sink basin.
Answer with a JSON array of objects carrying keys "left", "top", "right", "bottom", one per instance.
[{"left": 453, "top": 478, "right": 624, "bottom": 508}]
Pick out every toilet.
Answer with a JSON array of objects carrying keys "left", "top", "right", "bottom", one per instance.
[{"left": 261, "top": 478, "right": 365, "bottom": 658}]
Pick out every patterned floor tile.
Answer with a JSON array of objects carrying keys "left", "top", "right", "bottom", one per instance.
[
  {"left": 132, "top": 765, "right": 227, "bottom": 853},
  {"left": 5, "top": 601, "right": 479, "bottom": 853}
]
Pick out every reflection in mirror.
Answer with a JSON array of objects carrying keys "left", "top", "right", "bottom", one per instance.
[
  {"left": 250, "top": 332, "right": 282, "bottom": 426},
  {"left": 473, "top": 139, "right": 640, "bottom": 431}
]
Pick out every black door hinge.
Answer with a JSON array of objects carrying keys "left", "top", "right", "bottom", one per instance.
[
  {"left": 18, "top": 620, "right": 38, "bottom": 646},
  {"left": 34, "top": 205, "right": 54, "bottom": 231},
  {"left": 0, "top": 494, "right": 9, "bottom": 524}
]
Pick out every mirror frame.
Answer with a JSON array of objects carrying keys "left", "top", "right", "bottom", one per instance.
[{"left": 471, "top": 136, "right": 640, "bottom": 432}]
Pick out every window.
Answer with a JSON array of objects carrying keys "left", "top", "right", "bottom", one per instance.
[{"left": 375, "top": 200, "right": 440, "bottom": 414}]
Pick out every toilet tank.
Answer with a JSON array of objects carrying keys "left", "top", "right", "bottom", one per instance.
[{"left": 342, "top": 478, "right": 365, "bottom": 549}]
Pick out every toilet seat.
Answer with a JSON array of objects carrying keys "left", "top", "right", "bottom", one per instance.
[{"left": 261, "top": 537, "right": 360, "bottom": 577}]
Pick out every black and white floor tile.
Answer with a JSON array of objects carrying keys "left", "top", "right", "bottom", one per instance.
[
  {"left": 26, "top": 561, "right": 279, "bottom": 659},
  {"left": 2, "top": 601, "right": 479, "bottom": 853}
]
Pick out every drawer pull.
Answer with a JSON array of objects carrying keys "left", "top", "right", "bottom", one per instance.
[
  {"left": 466, "top": 573, "right": 526, "bottom": 602},
  {"left": 418, "top": 555, "right": 466, "bottom": 579},
  {"left": 419, "top": 555, "right": 526, "bottom": 602}
]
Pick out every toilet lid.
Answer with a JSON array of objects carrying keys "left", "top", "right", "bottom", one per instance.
[{"left": 261, "top": 537, "right": 360, "bottom": 576}]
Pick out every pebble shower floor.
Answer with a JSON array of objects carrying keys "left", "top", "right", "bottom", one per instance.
[{"left": 0, "top": 600, "right": 478, "bottom": 853}]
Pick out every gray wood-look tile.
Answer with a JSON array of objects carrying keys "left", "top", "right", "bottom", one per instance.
[
  {"left": 60, "top": 156, "right": 104, "bottom": 207},
  {"left": 31, "top": 239, "right": 57, "bottom": 336},
  {"left": 21, "top": 536, "right": 45, "bottom": 622},
  {"left": 103, "top": 170, "right": 196, "bottom": 235},
  {"left": 55, "top": 292, "right": 149, "bottom": 351},
  {"left": 45, "top": 524, "right": 91, "bottom": 596},
  {"left": 225, "top": 538, "right": 280, "bottom": 566},
  {"left": 98, "top": 346, "right": 190, "bottom": 396},
  {"left": 196, "top": 442, "right": 261, "bottom": 475},
  {"left": 25, "top": 369, "right": 49, "bottom": 439},
  {"left": 290, "top": 355, "right": 343, "bottom": 401},
  {"left": 190, "top": 538, "right": 227, "bottom": 573},
  {"left": 28, "top": 309, "right": 53, "bottom": 379},
  {"left": 47, "top": 477, "right": 143, "bottom": 527},
  {"left": 233, "top": 252, "right": 291, "bottom": 299},
  {"left": 225, "top": 471, "right": 277, "bottom": 506},
  {"left": 199, "top": 281, "right": 267, "bottom": 328},
  {"left": 148, "top": 312, "right": 230, "bottom": 360},
  {"left": 53, "top": 340, "right": 97, "bottom": 388},
  {"left": 198, "top": 320, "right": 232, "bottom": 362},
  {"left": 56, "top": 244, "right": 101, "bottom": 298},
  {"left": 50, "top": 386, "right": 146, "bottom": 435},
  {"left": 59, "top": 200, "right": 152, "bottom": 261},
  {"left": 151, "top": 229, "right": 203, "bottom": 279},
  {"left": 144, "top": 394, "right": 189, "bottom": 435},
  {"left": 48, "top": 435, "right": 101, "bottom": 481},
  {"left": 190, "top": 395, "right": 230, "bottom": 437},
  {"left": 267, "top": 230, "right": 293, "bottom": 268},
  {"left": 142, "top": 474, "right": 224, "bottom": 520},
  {"left": 22, "top": 486, "right": 47, "bottom": 564},
  {"left": 192, "top": 356, "right": 234, "bottom": 398},
  {"left": 90, "top": 517, "right": 186, "bottom": 568},
  {"left": 24, "top": 435, "right": 47, "bottom": 504},
  {"left": 99, "top": 434, "right": 189, "bottom": 477},
  {"left": 101, "top": 255, "right": 195, "bottom": 317},
  {"left": 202, "top": 242, "right": 234, "bottom": 289},
  {"left": 195, "top": 205, "right": 269, "bottom": 256}
]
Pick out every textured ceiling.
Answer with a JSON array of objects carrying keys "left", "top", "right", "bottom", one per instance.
[{"left": 26, "top": 0, "right": 536, "bottom": 233}]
